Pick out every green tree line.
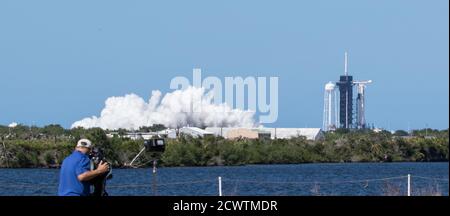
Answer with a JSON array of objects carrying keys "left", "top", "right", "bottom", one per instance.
[{"left": 0, "top": 124, "right": 448, "bottom": 168}]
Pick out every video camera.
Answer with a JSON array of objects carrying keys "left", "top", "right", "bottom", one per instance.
[
  {"left": 88, "top": 147, "right": 112, "bottom": 196},
  {"left": 144, "top": 138, "right": 166, "bottom": 152},
  {"left": 88, "top": 147, "right": 106, "bottom": 164},
  {"left": 127, "top": 138, "right": 166, "bottom": 168}
]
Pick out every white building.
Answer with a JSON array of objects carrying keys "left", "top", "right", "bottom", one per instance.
[
  {"left": 106, "top": 132, "right": 158, "bottom": 140},
  {"left": 205, "top": 127, "right": 323, "bottom": 141},
  {"left": 157, "top": 127, "right": 214, "bottom": 139},
  {"left": 265, "top": 128, "right": 323, "bottom": 140},
  {"left": 179, "top": 127, "right": 214, "bottom": 138}
]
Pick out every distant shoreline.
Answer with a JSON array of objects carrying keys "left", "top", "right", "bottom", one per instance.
[{"left": 1, "top": 161, "right": 449, "bottom": 170}]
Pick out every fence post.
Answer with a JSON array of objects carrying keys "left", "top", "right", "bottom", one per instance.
[
  {"left": 152, "top": 160, "right": 157, "bottom": 174},
  {"left": 218, "top": 176, "right": 222, "bottom": 196},
  {"left": 407, "top": 174, "right": 411, "bottom": 196},
  {"left": 152, "top": 160, "right": 158, "bottom": 196}
]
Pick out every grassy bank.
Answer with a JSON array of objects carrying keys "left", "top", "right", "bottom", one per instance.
[{"left": 0, "top": 125, "right": 448, "bottom": 168}]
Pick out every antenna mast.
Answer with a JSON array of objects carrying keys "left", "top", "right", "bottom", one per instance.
[{"left": 344, "top": 51, "right": 348, "bottom": 76}]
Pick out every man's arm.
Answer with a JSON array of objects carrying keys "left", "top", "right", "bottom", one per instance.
[
  {"left": 77, "top": 161, "right": 109, "bottom": 182},
  {"left": 77, "top": 169, "right": 104, "bottom": 182}
]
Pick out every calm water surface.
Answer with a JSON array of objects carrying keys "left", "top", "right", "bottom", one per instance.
[{"left": 0, "top": 162, "right": 448, "bottom": 196}]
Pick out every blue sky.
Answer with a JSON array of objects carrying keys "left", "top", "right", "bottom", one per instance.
[{"left": 0, "top": 0, "right": 448, "bottom": 130}]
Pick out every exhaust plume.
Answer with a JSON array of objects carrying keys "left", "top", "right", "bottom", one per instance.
[{"left": 71, "top": 86, "right": 256, "bottom": 130}]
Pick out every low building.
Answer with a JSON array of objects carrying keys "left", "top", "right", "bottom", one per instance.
[
  {"left": 155, "top": 127, "right": 214, "bottom": 139},
  {"left": 157, "top": 129, "right": 177, "bottom": 139},
  {"left": 179, "top": 127, "right": 214, "bottom": 138},
  {"left": 225, "top": 128, "right": 271, "bottom": 140},
  {"left": 106, "top": 132, "right": 158, "bottom": 140},
  {"left": 107, "top": 127, "right": 323, "bottom": 141},
  {"left": 267, "top": 128, "right": 323, "bottom": 140},
  {"left": 205, "top": 127, "right": 323, "bottom": 141}
]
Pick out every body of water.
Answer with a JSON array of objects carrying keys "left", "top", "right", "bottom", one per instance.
[{"left": 0, "top": 162, "right": 448, "bottom": 196}]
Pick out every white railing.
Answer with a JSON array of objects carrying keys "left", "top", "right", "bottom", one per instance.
[{"left": 0, "top": 174, "right": 448, "bottom": 196}]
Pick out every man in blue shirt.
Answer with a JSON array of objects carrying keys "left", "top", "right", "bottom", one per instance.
[{"left": 58, "top": 139, "right": 110, "bottom": 196}]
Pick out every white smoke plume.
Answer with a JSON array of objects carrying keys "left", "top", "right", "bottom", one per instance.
[
  {"left": 71, "top": 86, "right": 256, "bottom": 130},
  {"left": 8, "top": 122, "right": 18, "bottom": 128}
]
